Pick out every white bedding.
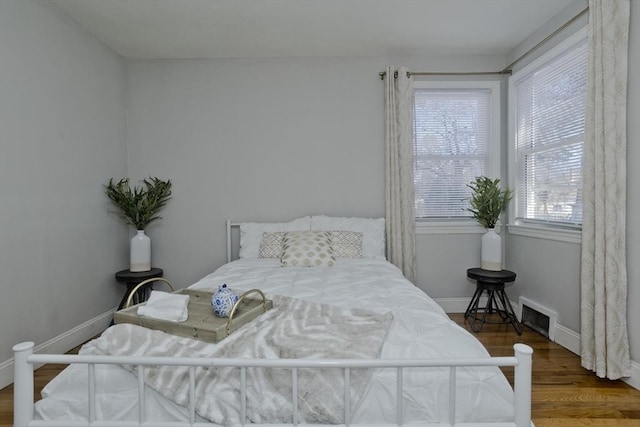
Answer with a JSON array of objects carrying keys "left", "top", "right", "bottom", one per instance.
[{"left": 35, "top": 258, "right": 514, "bottom": 424}]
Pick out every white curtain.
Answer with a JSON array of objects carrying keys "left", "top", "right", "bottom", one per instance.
[
  {"left": 384, "top": 66, "right": 416, "bottom": 283},
  {"left": 580, "top": 0, "right": 631, "bottom": 380}
]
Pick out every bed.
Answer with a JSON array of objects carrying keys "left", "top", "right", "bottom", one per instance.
[{"left": 13, "top": 216, "right": 533, "bottom": 427}]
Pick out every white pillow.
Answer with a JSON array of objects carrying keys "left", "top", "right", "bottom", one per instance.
[
  {"left": 311, "top": 215, "right": 385, "bottom": 258},
  {"left": 239, "top": 217, "right": 311, "bottom": 259},
  {"left": 281, "top": 231, "right": 335, "bottom": 267}
]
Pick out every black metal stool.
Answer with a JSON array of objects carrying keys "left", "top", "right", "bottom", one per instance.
[
  {"left": 464, "top": 268, "right": 522, "bottom": 335},
  {"left": 115, "top": 267, "right": 164, "bottom": 311}
]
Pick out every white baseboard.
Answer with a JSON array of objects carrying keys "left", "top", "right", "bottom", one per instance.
[
  {"left": 0, "top": 309, "right": 113, "bottom": 389},
  {"left": 434, "top": 297, "right": 476, "bottom": 313},
  {"left": 435, "top": 296, "right": 518, "bottom": 316},
  {"left": 435, "top": 296, "right": 501, "bottom": 314},
  {"left": 554, "top": 323, "right": 581, "bottom": 355},
  {"left": 553, "top": 324, "right": 640, "bottom": 390},
  {"left": 625, "top": 361, "right": 640, "bottom": 390}
]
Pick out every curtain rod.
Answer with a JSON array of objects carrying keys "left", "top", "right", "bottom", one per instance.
[
  {"left": 379, "top": 5, "right": 589, "bottom": 80},
  {"left": 500, "top": 6, "right": 589, "bottom": 72},
  {"left": 379, "top": 70, "right": 510, "bottom": 79}
]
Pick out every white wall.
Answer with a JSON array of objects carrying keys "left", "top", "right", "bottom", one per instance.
[
  {"left": 124, "top": 54, "right": 506, "bottom": 293},
  {"left": 0, "top": 0, "right": 128, "bottom": 375}
]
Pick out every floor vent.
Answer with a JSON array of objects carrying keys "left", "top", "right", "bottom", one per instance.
[
  {"left": 522, "top": 305, "right": 550, "bottom": 337},
  {"left": 518, "top": 297, "right": 557, "bottom": 341}
]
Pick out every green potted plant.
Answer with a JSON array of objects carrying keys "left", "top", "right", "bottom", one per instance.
[
  {"left": 106, "top": 177, "right": 172, "bottom": 272},
  {"left": 466, "top": 176, "right": 512, "bottom": 271}
]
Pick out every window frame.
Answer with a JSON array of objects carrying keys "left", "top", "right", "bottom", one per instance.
[
  {"left": 507, "top": 28, "right": 587, "bottom": 244},
  {"left": 413, "top": 80, "right": 502, "bottom": 235}
]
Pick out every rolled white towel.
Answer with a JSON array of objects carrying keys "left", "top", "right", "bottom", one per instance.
[{"left": 137, "top": 290, "right": 189, "bottom": 322}]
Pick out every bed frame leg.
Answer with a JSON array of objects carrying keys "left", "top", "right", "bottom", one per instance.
[
  {"left": 13, "top": 342, "right": 35, "bottom": 427},
  {"left": 513, "top": 343, "right": 533, "bottom": 427}
]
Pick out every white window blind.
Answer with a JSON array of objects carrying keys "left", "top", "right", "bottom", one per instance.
[
  {"left": 513, "top": 37, "right": 587, "bottom": 227},
  {"left": 414, "top": 88, "right": 492, "bottom": 219}
]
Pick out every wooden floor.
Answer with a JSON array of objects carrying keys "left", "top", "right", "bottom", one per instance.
[
  {"left": 449, "top": 313, "right": 640, "bottom": 427},
  {"left": 1, "top": 314, "right": 639, "bottom": 426}
]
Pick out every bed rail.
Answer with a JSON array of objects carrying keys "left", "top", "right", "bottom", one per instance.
[
  {"left": 13, "top": 341, "right": 533, "bottom": 427},
  {"left": 227, "top": 220, "right": 241, "bottom": 263}
]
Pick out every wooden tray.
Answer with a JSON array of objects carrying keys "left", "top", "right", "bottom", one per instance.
[{"left": 114, "top": 288, "right": 273, "bottom": 343}]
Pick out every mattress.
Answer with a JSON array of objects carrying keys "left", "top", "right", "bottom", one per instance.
[{"left": 35, "top": 258, "right": 514, "bottom": 424}]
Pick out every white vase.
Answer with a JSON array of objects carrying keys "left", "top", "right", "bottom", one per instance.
[
  {"left": 481, "top": 228, "right": 502, "bottom": 271},
  {"left": 130, "top": 230, "right": 151, "bottom": 272}
]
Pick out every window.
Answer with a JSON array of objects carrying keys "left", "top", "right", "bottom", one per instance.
[
  {"left": 413, "top": 81, "right": 500, "bottom": 230},
  {"left": 509, "top": 30, "right": 587, "bottom": 237}
]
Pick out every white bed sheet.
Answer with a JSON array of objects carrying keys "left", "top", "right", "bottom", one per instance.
[{"left": 35, "top": 258, "right": 514, "bottom": 424}]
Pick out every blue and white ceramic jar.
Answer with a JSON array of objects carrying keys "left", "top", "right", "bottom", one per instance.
[{"left": 211, "top": 284, "right": 239, "bottom": 318}]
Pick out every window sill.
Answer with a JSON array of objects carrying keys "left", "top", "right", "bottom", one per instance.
[
  {"left": 416, "top": 221, "right": 497, "bottom": 235},
  {"left": 507, "top": 224, "right": 582, "bottom": 244}
]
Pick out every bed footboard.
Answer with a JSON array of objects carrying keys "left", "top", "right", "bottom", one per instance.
[{"left": 13, "top": 341, "right": 533, "bottom": 427}]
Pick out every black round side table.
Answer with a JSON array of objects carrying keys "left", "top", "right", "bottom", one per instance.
[
  {"left": 464, "top": 268, "right": 522, "bottom": 335},
  {"left": 115, "top": 268, "right": 163, "bottom": 311}
]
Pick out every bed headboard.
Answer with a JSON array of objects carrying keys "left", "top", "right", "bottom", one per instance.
[{"left": 226, "top": 216, "right": 387, "bottom": 264}]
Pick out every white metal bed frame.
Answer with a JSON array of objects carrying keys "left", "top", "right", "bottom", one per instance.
[
  {"left": 13, "top": 341, "right": 533, "bottom": 427},
  {"left": 12, "top": 219, "right": 535, "bottom": 427},
  {"left": 227, "top": 220, "right": 241, "bottom": 263}
]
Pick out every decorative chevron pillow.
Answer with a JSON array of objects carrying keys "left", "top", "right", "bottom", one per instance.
[
  {"left": 281, "top": 230, "right": 335, "bottom": 267},
  {"left": 330, "top": 231, "right": 363, "bottom": 258},
  {"left": 259, "top": 232, "right": 285, "bottom": 258}
]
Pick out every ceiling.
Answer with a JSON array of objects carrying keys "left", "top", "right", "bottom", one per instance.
[{"left": 49, "top": 0, "right": 578, "bottom": 60}]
